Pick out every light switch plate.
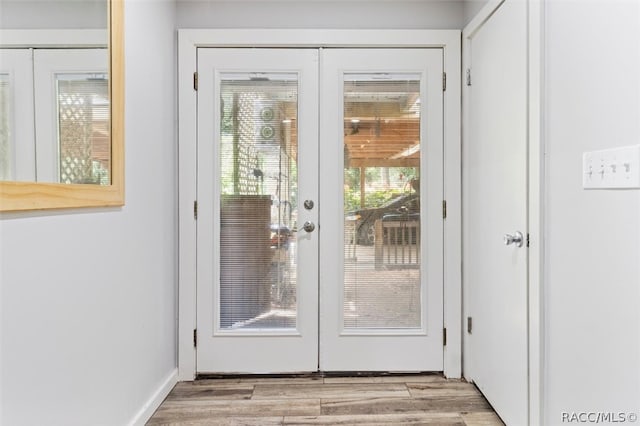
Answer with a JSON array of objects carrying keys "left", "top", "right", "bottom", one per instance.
[{"left": 583, "top": 145, "right": 640, "bottom": 189}]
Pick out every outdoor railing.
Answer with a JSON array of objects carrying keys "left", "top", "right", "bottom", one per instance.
[{"left": 374, "top": 217, "right": 420, "bottom": 270}]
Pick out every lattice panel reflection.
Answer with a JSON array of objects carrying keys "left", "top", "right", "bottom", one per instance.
[
  {"left": 236, "top": 93, "right": 260, "bottom": 195},
  {"left": 56, "top": 78, "right": 109, "bottom": 185}
]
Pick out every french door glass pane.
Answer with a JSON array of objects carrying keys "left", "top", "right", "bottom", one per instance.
[
  {"left": 0, "top": 75, "right": 10, "bottom": 180},
  {"left": 55, "top": 73, "right": 109, "bottom": 184},
  {"left": 343, "top": 74, "right": 422, "bottom": 330},
  {"left": 218, "top": 73, "right": 298, "bottom": 330}
]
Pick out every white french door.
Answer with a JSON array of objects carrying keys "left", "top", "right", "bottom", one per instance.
[
  {"left": 320, "top": 49, "right": 444, "bottom": 371},
  {"left": 196, "top": 48, "right": 443, "bottom": 373},
  {"left": 196, "top": 49, "right": 319, "bottom": 373}
]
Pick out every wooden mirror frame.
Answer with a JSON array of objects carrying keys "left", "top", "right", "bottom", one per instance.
[{"left": 0, "top": 0, "right": 124, "bottom": 212}]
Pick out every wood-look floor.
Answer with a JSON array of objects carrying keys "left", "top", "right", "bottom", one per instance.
[{"left": 147, "top": 374, "right": 505, "bottom": 425}]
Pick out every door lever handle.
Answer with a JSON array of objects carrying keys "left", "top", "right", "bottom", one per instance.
[{"left": 503, "top": 231, "right": 524, "bottom": 247}]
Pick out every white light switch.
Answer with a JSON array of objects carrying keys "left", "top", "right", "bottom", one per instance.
[{"left": 583, "top": 145, "right": 640, "bottom": 189}]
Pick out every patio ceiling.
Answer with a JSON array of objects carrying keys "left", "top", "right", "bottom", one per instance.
[
  {"left": 344, "top": 116, "right": 420, "bottom": 168},
  {"left": 276, "top": 94, "right": 421, "bottom": 169}
]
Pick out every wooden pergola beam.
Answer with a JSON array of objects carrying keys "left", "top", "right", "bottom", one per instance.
[{"left": 347, "top": 158, "right": 420, "bottom": 168}]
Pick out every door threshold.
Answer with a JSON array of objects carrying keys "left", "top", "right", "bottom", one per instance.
[{"left": 196, "top": 371, "right": 444, "bottom": 380}]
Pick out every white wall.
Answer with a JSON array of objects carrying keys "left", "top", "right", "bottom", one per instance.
[
  {"left": 462, "top": 0, "right": 489, "bottom": 26},
  {"left": 0, "top": 1, "right": 107, "bottom": 29},
  {"left": 0, "top": 0, "right": 178, "bottom": 424},
  {"left": 178, "top": 0, "right": 467, "bottom": 29},
  {"left": 544, "top": 0, "right": 640, "bottom": 424}
]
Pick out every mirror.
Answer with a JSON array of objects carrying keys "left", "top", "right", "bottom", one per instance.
[{"left": 0, "top": 0, "right": 124, "bottom": 211}]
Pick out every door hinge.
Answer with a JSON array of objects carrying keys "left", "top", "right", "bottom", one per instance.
[
  {"left": 442, "top": 72, "right": 447, "bottom": 91},
  {"left": 193, "top": 71, "right": 198, "bottom": 91},
  {"left": 193, "top": 329, "right": 197, "bottom": 348},
  {"left": 442, "top": 200, "right": 447, "bottom": 219},
  {"left": 194, "top": 200, "right": 198, "bottom": 220},
  {"left": 467, "top": 317, "right": 473, "bottom": 334},
  {"left": 443, "top": 328, "right": 447, "bottom": 346},
  {"left": 466, "top": 69, "right": 472, "bottom": 86}
]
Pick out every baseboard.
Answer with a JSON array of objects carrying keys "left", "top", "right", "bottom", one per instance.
[{"left": 128, "top": 368, "right": 178, "bottom": 426}]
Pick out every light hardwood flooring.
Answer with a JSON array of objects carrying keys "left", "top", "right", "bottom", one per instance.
[{"left": 147, "top": 374, "right": 504, "bottom": 425}]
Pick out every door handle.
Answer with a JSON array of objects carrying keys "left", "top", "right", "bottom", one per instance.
[
  {"left": 503, "top": 231, "right": 524, "bottom": 247},
  {"left": 302, "top": 221, "right": 316, "bottom": 233}
]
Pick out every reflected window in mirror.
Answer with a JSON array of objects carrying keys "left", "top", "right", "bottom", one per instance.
[
  {"left": 1, "top": 48, "right": 109, "bottom": 184},
  {"left": 34, "top": 49, "right": 109, "bottom": 185},
  {"left": 0, "top": 0, "right": 124, "bottom": 211},
  {"left": 55, "top": 72, "right": 110, "bottom": 184},
  {"left": 56, "top": 72, "right": 110, "bottom": 184}
]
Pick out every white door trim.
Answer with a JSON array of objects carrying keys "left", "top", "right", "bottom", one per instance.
[
  {"left": 462, "top": 2, "right": 544, "bottom": 425},
  {"left": 178, "top": 29, "right": 462, "bottom": 381},
  {"left": 0, "top": 29, "right": 107, "bottom": 48}
]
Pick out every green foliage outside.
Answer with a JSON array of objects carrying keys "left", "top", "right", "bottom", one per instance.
[
  {"left": 344, "top": 189, "right": 404, "bottom": 213},
  {"left": 344, "top": 167, "right": 418, "bottom": 212}
]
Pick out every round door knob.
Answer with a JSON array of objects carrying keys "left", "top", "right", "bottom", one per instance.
[
  {"left": 503, "top": 231, "right": 524, "bottom": 248},
  {"left": 303, "top": 221, "right": 315, "bottom": 233}
]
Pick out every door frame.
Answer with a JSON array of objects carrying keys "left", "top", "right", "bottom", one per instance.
[
  {"left": 462, "top": 1, "right": 544, "bottom": 425},
  {"left": 177, "top": 29, "right": 462, "bottom": 381}
]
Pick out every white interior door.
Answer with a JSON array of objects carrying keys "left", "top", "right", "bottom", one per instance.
[
  {"left": 196, "top": 49, "right": 319, "bottom": 373},
  {"left": 465, "top": 1, "right": 529, "bottom": 424},
  {"left": 320, "top": 49, "right": 444, "bottom": 371}
]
